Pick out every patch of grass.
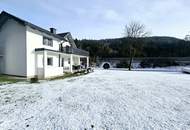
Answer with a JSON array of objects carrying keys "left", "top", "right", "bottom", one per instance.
[
  {"left": 0, "top": 75, "right": 23, "bottom": 84},
  {"left": 30, "top": 76, "right": 39, "bottom": 83}
]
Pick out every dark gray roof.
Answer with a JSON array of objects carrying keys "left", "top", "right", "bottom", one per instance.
[
  {"left": 0, "top": 11, "right": 87, "bottom": 55},
  {"left": 0, "top": 11, "right": 63, "bottom": 40},
  {"left": 58, "top": 32, "right": 70, "bottom": 37}
]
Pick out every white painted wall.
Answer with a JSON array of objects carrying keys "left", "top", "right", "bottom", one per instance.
[
  {"left": 0, "top": 19, "right": 27, "bottom": 76},
  {"left": 73, "top": 56, "right": 80, "bottom": 65},
  {"left": 0, "top": 19, "right": 88, "bottom": 78},
  {"left": 44, "top": 52, "right": 73, "bottom": 78},
  {"left": 45, "top": 66, "right": 63, "bottom": 78},
  {"left": 45, "top": 59, "right": 64, "bottom": 78},
  {"left": 26, "top": 26, "right": 63, "bottom": 77},
  {"left": 0, "top": 44, "right": 3, "bottom": 74},
  {"left": 35, "top": 52, "right": 68, "bottom": 78},
  {"left": 60, "top": 55, "right": 70, "bottom": 67}
]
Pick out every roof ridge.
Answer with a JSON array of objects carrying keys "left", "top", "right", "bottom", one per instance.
[{"left": 0, "top": 11, "right": 64, "bottom": 40}]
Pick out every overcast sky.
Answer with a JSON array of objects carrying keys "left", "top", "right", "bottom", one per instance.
[{"left": 0, "top": 0, "right": 190, "bottom": 39}]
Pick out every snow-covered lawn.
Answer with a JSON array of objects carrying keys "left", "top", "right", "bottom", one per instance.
[{"left": 0, "top": 70, "right": 190, "bottom": 130}]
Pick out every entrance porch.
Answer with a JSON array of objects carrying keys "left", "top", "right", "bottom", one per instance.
[{"left": 35, "top": 48, "right": 89, "bottom": 79}]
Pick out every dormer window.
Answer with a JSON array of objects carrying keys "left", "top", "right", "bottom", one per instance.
[{"left": 43, "top": 37, "right": 53, "bottom": 47}]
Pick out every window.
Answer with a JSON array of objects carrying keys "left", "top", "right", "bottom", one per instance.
[
  {"left": 61, "top": 58, "right": 64, "bottom": 67},
  {"left": 43, "top": 37, "right": 53, "bottom": 47},
  {"left": 68, "top": 58, "right": 70, "bottom": 64},
  {"left": 47, "top": 57, "right": 53, "bottom": 66}
]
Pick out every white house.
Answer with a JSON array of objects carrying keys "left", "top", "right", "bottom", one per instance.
[{"left": 0, "top": 11, "right": 89, "bottom": 79}]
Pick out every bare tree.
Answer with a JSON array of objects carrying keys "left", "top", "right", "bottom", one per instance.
[
  {"left": 124, "top": 21, "right": 150, "bottom": 38},
  {"left": 124, "top": 21, "right": 150, "bottom": 70}
]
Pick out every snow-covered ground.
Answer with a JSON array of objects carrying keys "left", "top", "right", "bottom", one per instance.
[{"left": 0, "top": 70, "right": 190, "bottom": 130}]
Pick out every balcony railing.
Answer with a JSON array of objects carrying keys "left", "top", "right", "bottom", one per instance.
[{"left": 60, "top": 47, "right": 89, "bottom": 56}]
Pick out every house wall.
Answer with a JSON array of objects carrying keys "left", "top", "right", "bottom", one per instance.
[
  {"left": 0, "top": 57, "right": 2, "bottom": 74},
  {"left": 0, "top": 19, "right": 27, "bottom": 76},
  {"left": 73, "top": 55, "right": 80, "bottom": 65},
  {"left": 44, "top": 52, "right": 63, "bottom": 78},
  {"left": 60, "top": 55, "right": 70, "bottom": 73},
  {"left": 62, "top": 56, "right": 70, "bottom": 68},
  {"left": 0, "top": 18, "right": 88, "bottom": 78},
  {"left": 35, "top": 52, "right": 71, "bottom": 78},
  {"left": 26, "top": 26, "right": 69, "bottom": 78},
  {"left": 0, "top": 46, "right": 3, "bottom": 74}
]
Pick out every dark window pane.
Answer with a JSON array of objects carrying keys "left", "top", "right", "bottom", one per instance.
[
  {"left": 47, "top": 57, "right": 53, "bottom": 66},
  {"left": 43, "top": 37, "right": 53, "bottom": 47},
  {"left": 61, "top": 58, "right": 64, "bottom": 67}
]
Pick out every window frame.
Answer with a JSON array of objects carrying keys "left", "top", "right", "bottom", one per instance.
[
  {"left": 43, "top": 37, "right": 53, "bottom": 47},
  {"left": 47, "top": 57, "right": 53, "bottom": 66}
]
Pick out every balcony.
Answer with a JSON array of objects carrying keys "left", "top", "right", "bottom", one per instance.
[{"left": 60, "top": 46, "right": 89, "bottom": 56}]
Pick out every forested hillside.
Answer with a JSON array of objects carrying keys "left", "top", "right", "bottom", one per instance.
[{"left": 75, "top": 37, "right": 190, "bottom": 61}]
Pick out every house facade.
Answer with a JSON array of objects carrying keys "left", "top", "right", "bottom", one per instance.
[{"left": 0, "top": 11, "right": 89, "bottom": 79}]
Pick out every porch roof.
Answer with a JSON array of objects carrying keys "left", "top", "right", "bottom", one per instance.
[{"left": 35, "top": 48, "right": 89, "bottom": 57}]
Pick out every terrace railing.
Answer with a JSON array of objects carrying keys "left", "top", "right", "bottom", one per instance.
[{"left": 60, "top": 46, "right": 89, "bottom": 56}]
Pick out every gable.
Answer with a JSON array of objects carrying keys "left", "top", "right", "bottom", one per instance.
[{"left": 58, "top": 32, "right": 77, "bottom": 48}]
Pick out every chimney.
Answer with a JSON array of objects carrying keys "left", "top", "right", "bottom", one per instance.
[{"left": 50, "top": 28, "right": 56, "bottom": 34}]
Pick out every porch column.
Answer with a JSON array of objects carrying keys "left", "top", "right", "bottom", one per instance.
[
  {"left": 87, "top": 57, "right": 89, "bottom": 68},
  {"left": 70, "top": 54, "right": 73, "bottom": 73},
  {"left": 43, "top": 51, "right": 47, "bottom": 78},
  {"left": 58, "top": 54, "right": 61, "bottom": 67},
  {"left": 78, "top": 56, "right": 81, "bottom": 66}
]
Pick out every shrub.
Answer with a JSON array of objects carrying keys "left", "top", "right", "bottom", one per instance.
[
  {"left": 116, "top": 61, "right": 129, "bottom": 68},
  {"left": 72, "top": 65, "right": 80, "bottom": 70},
  {"left": 140, "top": 59, "right": 179, "bottom": 68},
  {"left": 30, "top": 76, "right": 39, "bottom": 83},
  {"left": 140, "top": 59, "right": 153, "bottom": 68}
]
